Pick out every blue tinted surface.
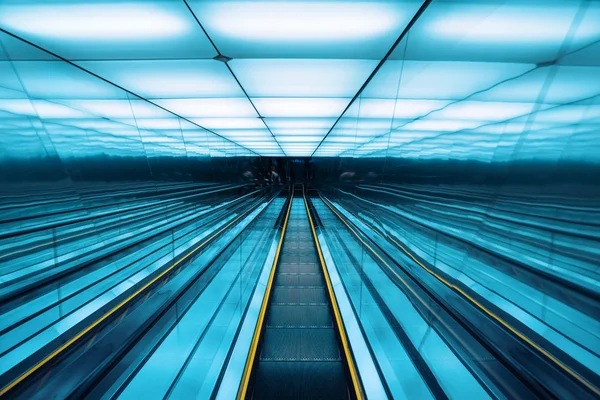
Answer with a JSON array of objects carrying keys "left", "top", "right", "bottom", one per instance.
[
  {"left": 3, "top": 0, "right": 597, "bottom": 157},
  {"left": 0, "top": 0, "right": 599, "bottom": 398}
]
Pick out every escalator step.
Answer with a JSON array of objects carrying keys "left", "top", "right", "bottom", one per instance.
[
  {"left": 252, "top": 361, "right": 348, "bottom": 400},
  {"left": 267, "top": 305, "right": 332, "bottom": 327},
  {"left": 283, "top": 247, "right": 314, "bottom": 252},
  {"left": 279, "top": 254, "right": 318, "bottom": 264},
  {"left": 278, "top": 263, "right": 321, "bottom": 273},
  {"left": 260, "top": 328, "right": 341, "bottom": 361},
  {"left": 275, "top": 273, "right": 324, "bottom": 286},
  {"left": 284, "top": 234, "right": 312, "bottom": 241},
  {"left": 251, "top": 198, "right": 349, "bottom": 399},
  {"left": 271, "top": 287, "right": 327, "bottom": 304}
]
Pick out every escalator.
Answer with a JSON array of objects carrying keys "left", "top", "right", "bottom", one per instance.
[
  {"left": 0, "top": 189, "right": 281, "bottom": 398},
  {"left": 245, "top": 186, "right": 359, "bottom": 399}
]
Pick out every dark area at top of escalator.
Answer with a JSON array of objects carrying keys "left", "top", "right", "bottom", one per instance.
[
  {"left": 2, "top": 156, "right": 599, "bottom": 187},
  {"left": 310, "top": 157, "right": 600, "bottom": 186}
]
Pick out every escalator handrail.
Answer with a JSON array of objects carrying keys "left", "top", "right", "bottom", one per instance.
[
  {"left": 0, "top": 190, "right": 277, "bottom": 397},
  {"left": 236, "top": 188, "right": 293, "bottom": 400},
  {"left": 318, "top": 192, "right": 600, "bottom": 399},
  {"left": 303, "top": 186, "right": 365, "bottom": 400}
]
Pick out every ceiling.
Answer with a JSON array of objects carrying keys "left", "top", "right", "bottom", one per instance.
[{"left": 0, "top": 0, "right": 599, "bottom": 160}]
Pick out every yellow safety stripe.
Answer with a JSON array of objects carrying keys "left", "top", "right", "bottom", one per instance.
[
  {"left": 320, "top": 194, "right": 600, "bottom": 398},
  {"left": 237, "top": 190, "right": 293, "bottom": 400},
  {"left": 0, "top": 204, "right": 259, "bottom": 397},
  {"left": 305, "top": 188, "right": 364, "bottom": 400}
]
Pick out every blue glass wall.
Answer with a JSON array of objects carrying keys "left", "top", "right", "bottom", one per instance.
[{"left": 0, "top": 29, "right": 266, "bottom": 186}]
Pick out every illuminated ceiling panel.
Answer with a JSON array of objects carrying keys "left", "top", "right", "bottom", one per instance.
[
  {"left": 0, "top": 0, "right": 598, "bottom": 159},
  {"left": 315, "top": 0, "right": 600, "bottom": 161},
  {"left": 390, "top": 0, "right": 600, "bottom": 63},
  {"left": 0, "top": 0, "right": 217, "bottom": 60},
  {"left": 186, "top": 0, "right": 424, "bottom": 59},
  {"left": 78, "top": 60, "right": 246, "bottom": 99},
  {"left": 252, "top": 98, "right": 349, "bottom": 118},
  {"left": 229, "top": 59, "right": 377, "bottom": 98}
]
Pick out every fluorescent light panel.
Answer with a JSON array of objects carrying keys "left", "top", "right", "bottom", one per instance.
[
  {"left": 428, "top": 3, "right": 599, "bottom": 45},
  {"left": 59, "top": 100, "right": 172, "bottom": 119},
  {"left": 253, "top": 98, "right": 349, "bottom": 118},
  {"left": 188, "top": 0, "right": 423, "bottom": 58},
  {"left": 78, "top": 60, "right": 245, "bottom": 99},
  {"left": 358, "top": 99, "right": 451, "bottom": 119},
  {"left": 154, "top": 98, "right": 258, "bottom": 118},
  {"left": 393, "top": 1, "right": 600, "bottom": 63},
  {"left": 276, "top": 136, "right": 323, "bottom": 143},
  {"left": 271, "top": 129, "right": 329, "bottom": 136},
  {"left": 229, "top": 59, "right": 377, "bottom": 97},
  {"left": 363, "top": 61, "right": 535, "bottom": 100},
  {"left": 189, "top": 118, "right": 264, "bottom": 130},
  {"left": 264, "top": 118, "right": 336, "bottom": 129},
  {"left": 0, "top": 1, "right": 217, "bottom": 59}
]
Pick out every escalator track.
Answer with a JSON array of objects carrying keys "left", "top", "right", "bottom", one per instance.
[{"left": 241, "top": 185, "right": 362, "bottom": 399}]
